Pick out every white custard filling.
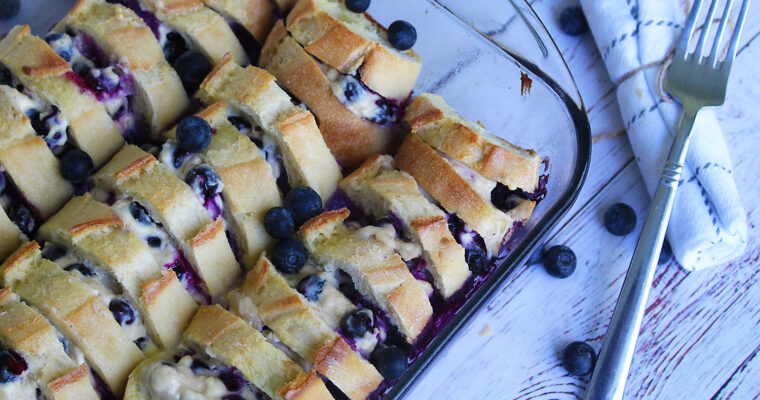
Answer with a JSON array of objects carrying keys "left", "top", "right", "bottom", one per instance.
[
  {"left": 443, "top": 154, "right": 498, "bottom": 203},
  {"left": 0, "top": 377, "right": 38, "bottom": 400},
  {"left": 142, "top": 355, "right": 259, "bottom": 400},
  {"left": 109, "top": 196, "right": 177, "bottom": 268},
  {"left": 1, "top": 81, "right": 69, "bottom": 153},
  {"left": 354, "top": 223, "right": 422, "bottom": 261},
  {"left": 321, "top": 64, "right": 386, "bottom": 121}
]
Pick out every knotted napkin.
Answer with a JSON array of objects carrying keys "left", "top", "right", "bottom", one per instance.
[{"left": 578, "top": 0, "right": 747, "bottom": 270}]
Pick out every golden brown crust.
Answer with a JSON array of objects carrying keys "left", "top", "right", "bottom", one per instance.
[
  {"left": 313, "top": 337, "right": 383, "bottom": 399},
  {"left": 47, "top": 364, "right": 100, "bottom": 400},
  {"left": 201, "top": 0, "right": 276, "bottom": 43},
  {"left": 299, "top": 207, "right": 350, "bottom": 237},
  {"left": 279, "top": 370, "right": 334, "bottom": 400}
]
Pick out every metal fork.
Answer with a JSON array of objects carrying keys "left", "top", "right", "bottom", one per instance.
[{"left": 584, "top": 1, "right": 751, "bottom": 399}]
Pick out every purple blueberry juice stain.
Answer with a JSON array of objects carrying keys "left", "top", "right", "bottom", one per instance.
[
  {"left": 166, "top": 251, "right": 211, "bottom": 304},
  {"left": 324, "top": 189, "right": 368, "bottom": 225},
  {"left": 105, "top": 0, "right": 161, "bottom": 37}
]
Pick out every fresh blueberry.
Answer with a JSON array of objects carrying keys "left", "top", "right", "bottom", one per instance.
[
  {"left": 64, "top": 263, "right": 94, "bottom": 277},
  {"left": 60, "top": 149, "right": 94, "bottom": 184},
  {"left": 271, "top": 239, "right": 308, "bottom": 274},
  {"left": 562, "top": 341, "right": 596, "bottom": 376},
  {"left": 264, "top": 207, "right": 295, "bottom": 239},
  {"left": 465, "top": 248, "right": 488, "bottom": 275},
  {"left": 526, "top": 244, "right": 545, "bottom": 265},
  {"left": 297, "top": 274, "right": 326, "bottom": 301},
  {"left": 10, "top": 205, "right": 36, "bottom": 236},
  {"left": 218, "top": 370, "right": 244, "bottom": 392},
  {"left": 173, "top": 149, "right": 189, "bottom": 169},
  {"left": 129, "top": 201, "right": 153, "bottom": 225},
  {"left": 176, "top": 116, "right": 212, "bottom": 153},
  {"left": 174, "top": 50, "right": 212, "bottom": 93},
  {"left": 185, "top": 164, "right": 221, "bottom": 198},
  {"left": 45, "top": 32, "right": 72, "bottom": 61},
  {"left": 658, "top": 240, "right": 673, "bottom": 265},
  {"left": 491, "top": 183, "right": 521, "bottom": 212},
  {"left": 0, "top": 173, "right": 5, "bottom": 196},
  {"left": 387, "top": 20, "right": 417, "bottom": 51},
  {"left": 343, "top": 80, "right": 360, "bottom": 102},
  {"left": 162, "top": 31, "right": 188, "bottom": 64},
  {"left": 284, "top": 186, "right": 322, "bottom": 226},
  {"left": 558, "top": 7, "right": 589, "bottom": 36},
  {"left": 146, "top": 236, "right": 162, "bottom": 248},
  {"left": 0, "top": 0, "right": 20, "bottom": 20},
  {"left": 345, "top": 0, "right": 370, "bottom": 13},
  {"left": 41, "top": 244, "right": 68, "bottom": 261},
  {"left": 109, "top": 299, "right": 136, "bottom": 325},
  {"left": 604, "top": 203, "right": 637, "bottom": 236},
  {"left": 543, "top": 245, "right": 576, "bottom": 278},
  {"left": 370, "top": 345, "right": 407, "bottom": 380},
  {"left": 340, "top": 308, "right": 373, "bottom": 338},
  {"left": 0, "top": 350, "right": 26, "bottom": 383}
]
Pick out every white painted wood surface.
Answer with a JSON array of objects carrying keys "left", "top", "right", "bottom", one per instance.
[{"left": 406, "top": 1, "right": 760, "bottom": 399}]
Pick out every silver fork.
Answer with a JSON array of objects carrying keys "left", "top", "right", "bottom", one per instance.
[{"left": 584, "top": 1, "right": 751, "bottom": 399}]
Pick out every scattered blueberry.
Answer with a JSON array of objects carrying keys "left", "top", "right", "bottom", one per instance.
[
  {"left": 163, "top": 32, "right": 188, "bottom": 64},
  {"left": 0, "top": 350, "right": 25, "bottom": 383},
  {"left": 171, "top": 263, "right": 186, "bottom": 281},
  {"left": 343, "top": 80, "right": 360, "bottom": 102},
  {"left": 387, "top": 20, "right": 417, "bottom": 51},
  {"left": 491, "top": 183, "right": 521, "bottom": 212},
  {"left": 185, "top": 164, "right": 221, "bottom": 198},
  {"left": 526, "top": 244, "right": 545, "bottom": 265},
  {"left": 297, "top": 274, "right": 325, "bottom": 301},
  {"left": 543, "top": 245, "right": 576, "bottom": 278},
  {"left": 0, "top": 68, "right": 11, "bottom": 86},
  {"left": 129, "top": 202, "right": 153, "bottom": 225},
  {"left": 658, "top": 240, "right": 673, "bottom": 265},
  {"left": 87, "top": 67, "right": 120, "bottom": 93},
  {"left": 370, "top": 102, "right": 395, "bottom": 125},
  {"left": 146, "top": 236, "right": 162, "bottom": 248},
  {"left": 45, "top": 32, "right": 72, "bottom": 61},
  {"left": 64, "top": 263, "right": 94, "bottom": 277},
  {"left": 218, "top": 370, "right": 244, "bottom": 392},
  {"left": 174, "top": 50, "right": 212, "bottom": 93},
  {"left": 41, "top": 244, "right": 67, "bottom": 261},
  {"left": 558, "top": 6, "right": 589, "bottom": 36},
  {"left": 264, "top": 207, "right": 295, "bottom": 239},
  {"left": 339, "top": 308, "right": 373, "bottom": 338},
  {"left": 370, "top": 345, "right": 407, "bottom": 380},
  {"left": 345, "top": 0, "right": 370, "bottom": 13},
  {"left": 562, "top": 341, "right": 596, "bottom": 376},
  {"left": 284, "top": 186, "right": 323, "bottom": 226},
  {"left": 60, "top": 149, "right": 94, "bottom": 184},
  {"left": 0, "top": 0, "right": 20, "bottom": 20},
  {"left": 604, "top": 203, "right": 637, "bottom": 236},
  {"left": 109, "top": 299, "right": 136, "bottom": 325},
  {"left": 10, "top": 205, "right": 36, "bottom": 236},
  {"left": 465, "top": 248, "right": 488, "bottom": 275},
  {"left": 271, "top": 238, "right": 308, "bottom": 274},
  {"left": 176, "top": 116, "right": 212, "bottom": 153}
]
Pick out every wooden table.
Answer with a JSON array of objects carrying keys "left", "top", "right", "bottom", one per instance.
[{"left": 406, "top": 2, "right": 760, "bottom": 399}]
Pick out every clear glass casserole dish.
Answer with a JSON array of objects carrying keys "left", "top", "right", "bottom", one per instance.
[{"left": 3, "top": 0, "right": 591, "bottom": 398}]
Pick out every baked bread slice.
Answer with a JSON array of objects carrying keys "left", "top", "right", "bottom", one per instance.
[
  {"left": 299, "top": 208, "right": 433, "bottom": 342},
  {"left": 93, "top": 145, "right": 242, "bottom": 299},
  {"left": 341, "top": 154, "right": 471, "bottom": 298},
  {"left": 287, "top": 0, "right": 422, "bottom": 101},
  {"left": 55, "top": 0, "right": 190, "bottom": 137},
  {"left": 200, "top": 0, "right": 276, "bottom": 46},
  {"left": 0, "top": 241, "right": 145, "bottom": 396},
  {"left": 0, "top": 25, "right": 124, "bottom": 168},
  {"left": 0, "top": 207, "right": 24, "bottom": 262},
  {"left": 39, "top": 194, "right": 199, "bottom": 351},
  {"left": 261, "top": 20, "right": 399, "bottom": 169},
  {"left": 236, "top": 253, "right": 383, "bottom": 399},
  {"left": 162, "top": 102, "right": 282, "bottom": 269},
  {"left": 197, "top": 56, "right": 342, "bottom": 200},
  {"left": 0, "top": 288, "right": 100, "bottom": 400},
  {"left": 404, "top": 93, "right": 541, "bottom": 192}
]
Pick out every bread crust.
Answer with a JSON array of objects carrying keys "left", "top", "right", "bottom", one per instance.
[
  {"left": 201, "top": 0, "right": 276, "bottom": 43},
  {"left": 0, "top": 208, "right": 24, "bottom": 262},
  {"left": 261, "top": 21, "right": 399, "bottom": 169},
  {"left": 286, "top": 0, "right": 421, "bottom": 100},
  {"left": 404, "top": 93, "right": 541, "bottom": 192},
  {"left": 61, "top": 0, "right": 190, "bottom": 136},
  {"left": 0, "top": 25, "right": 124, "bottom": 168}
]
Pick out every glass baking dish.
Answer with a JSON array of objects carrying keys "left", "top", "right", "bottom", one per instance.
[{"left": 3, "top": 0, "right": 591, "bottom": 398}]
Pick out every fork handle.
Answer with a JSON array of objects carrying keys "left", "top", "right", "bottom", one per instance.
[{"left": 584, "top": 106, "right": 699, "bottom": 400}]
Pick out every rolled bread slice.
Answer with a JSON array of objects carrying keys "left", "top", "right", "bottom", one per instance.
[
  {"left": 200, "top": 0, "right": 276, "bottom": 49},
  {"left": 261, "top": 20, "right": 399, "bottom": 169},
  {"left": 39, "top": 194, "right": 199, "bottom": 351},
  {"left": 0, "top": 288, "right": 100, "bottom": 400},
  {"left": 0, "top": 241, "right": 145, "bottom": 396},
  {"left": 0, "top": 208, "right": 24, "bottom": 262},
  {"left": 299, "top": 208, "right": 433, "bottom": 342},
  {"left": 341, "top": 154, "right": 471, "bottom": 298},
  {"left": 197, "top": 56, "right": 342, "bottom": 200}
]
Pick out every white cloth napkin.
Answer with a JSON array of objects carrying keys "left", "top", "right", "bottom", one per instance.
[{"left": 578, "top": 0, "right": 747, "bottom": 270}]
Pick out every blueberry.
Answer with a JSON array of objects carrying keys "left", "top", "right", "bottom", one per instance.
[
  {"left": 0, "top": 173, "right": 6, "bottom": 196},
  {"left": 345, "top": 0, "right": 370, "bottom": 13},
  {"left": 543, "top": 245, "right": 576, "bottom": 278},
  {"left": 264, "top": 207, "right": 295, "bottom": 239},
  {"left": 10, "top": 205, "right": 36, "bottom": 236},
  {"left": 185, "top": 164, "right": 220, "bottom": 198},
  {"left": 41, "top": 244, "right": 68, "bottom": 261},
  {"left": 163, "top": 31, "right": 188, "bottom": 64},
  {"left": 129, "top": 202, "right": 153, "bottom": 225},
  {"left": 171, "top": 263, "right": 186, "bottom": 281},
  {"left": 658, "top": 240, "right": 673, "bottom": 265},
  {"left": 147, "top": 236, "right": 162, "bottom": 248},
  {"left": 370, "top": 345, "right": 407, "bottom": 380},
  {"left": 370, "top": 102, "right": 394, "bottom": 125},
  {"left": 174, "top": 50, "right": 212, "bottom": 94},
  {"left": 271, "top": 239, "right": 308, "bottom": 274},
  {"left": 64, "top": 263, "right": 94, "bottom": 277},
  {"left": 190, "top": 359, "right": 209, "bottom": 372},
  {"left": 176, "top": 116, "right": 212, "bottom": 153},
  {"left": 558, "top": 7, "right": 589, "bottom": 36},
  {"left": 604, "top": 203, "right": 637, "bottom": 236},
  {"left": 109, "top": 299, "right": 136, "bottom": 325},
  {"left": 0, "top": 0, "right": 20, "bottom": 20},
  {"left": 87, "top": 68, "right": 120, "bottom": 93},
  {"left": 465, "top": 248, "right": 488, "bottom": 275},
  {"left": 218, "top": 370, "right": 244, "bottom": 392},
  {"left": 491, "top": 183, "right": 521, "bottom": 212},
  {"left": 387, "top": 20, "right": 417, "bottom": 51},
  {"left": 284, "top": 186, "right": 322, "bottom": 226},
  {"left": 343, "top": 80, "right": 360, "bottom": 102},
  {"left": 297, "top": 274, "right": 325, "bottom": 301},
  {"left": 45, "top": 32, "right": 72, "bottom": 61},
  {"left": 340, "top": 308, "right": 373, "bottom": 338},
  {"left": 0, "top": 350, "right": 25, "bottom": 383},
  {"left": 134, "top": 337, "right": 148, "bottom": 350},
  {"left": 0, "top": 68, "right": 11, "bottom": 86},
  {"left": 60, "top": 149, "right": 93, "bottom": 184},
  {"left": 562, "top": 341, "right": 596, "bottom": 376}
]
